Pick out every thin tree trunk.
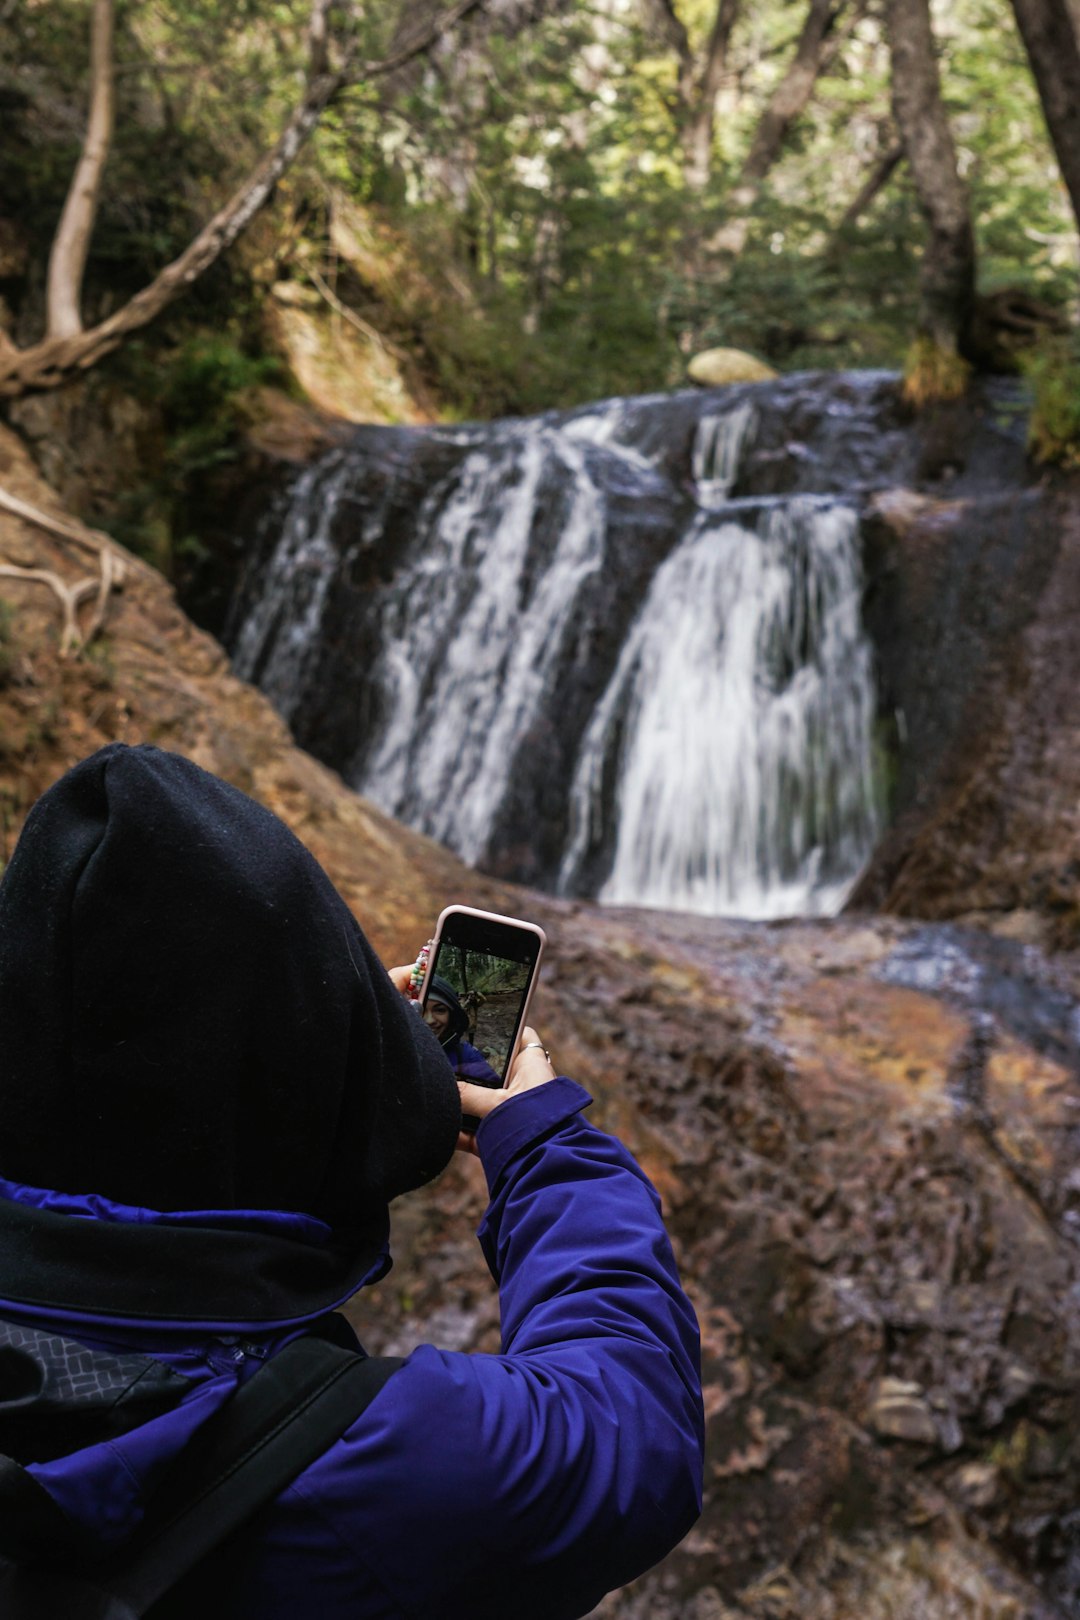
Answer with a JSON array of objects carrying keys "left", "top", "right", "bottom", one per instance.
[
  {"left": 0, "top": 0, "right": 486, "bottom": 400},
  {"left": 887, "top": 0, "right": 975, "bottom": 356},
  {"left": 648, "top": 0, "right": 695, "bottom": 96},
  {"left": 682, "top": 0, "right": 740, "bottom": 190},
  {"left": 707, "top": 0, "right": 843, "bottom": 256},
  {"left": 827, "top": 141, "right": 904, "bottom": 249},
  {"left": 1009, "top": 0, "right": 1080, "bottom": 238},
  {"left": 46, "top": 0, "right": 115, "bottom": 340},
  {"left": 647, "top": 0, "right": 740, "bottom": 189}
]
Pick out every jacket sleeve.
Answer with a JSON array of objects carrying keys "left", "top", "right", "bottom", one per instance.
[{"left": 310, "top": 1077, "right": 704, "bottom": 1620}]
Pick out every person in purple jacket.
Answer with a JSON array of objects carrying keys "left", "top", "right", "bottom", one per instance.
[
  {"left": 0, "top": 743, "right": 704, "bottom": 1619},
  {"left": 422, "top": 974, "right": 503, "bottom": 1086}
]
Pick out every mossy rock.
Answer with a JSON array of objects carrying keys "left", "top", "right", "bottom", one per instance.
[{"left": 687, "top": 348, "right": 778, "bottom": 387}]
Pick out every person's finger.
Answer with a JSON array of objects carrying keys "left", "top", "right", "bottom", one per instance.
[
  {"left": 506, "top": 1026, "right": 556, "bottom": 1091},
  {"left": 457, "top": 1079, "right": 507, "bottom": 1121},
  {"left": 387, "top": 964, "right": 414, "bottom": 994}
]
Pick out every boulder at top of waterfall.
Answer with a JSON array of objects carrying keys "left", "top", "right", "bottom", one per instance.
[{"left": 687, "top": 348, "right": 779, "bottom": 386}]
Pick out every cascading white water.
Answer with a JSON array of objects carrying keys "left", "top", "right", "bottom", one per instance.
[
  {"left": 231, "top": 451, "right": 350, "bottom": 716},
  {"left": 356, "top": 426, "right": 607, "bottom": 863},
  {"left": 557, "top": 495, "right": 880, "bottom": 918},
  {"left": 691, "top": 403, "right": 756, "bottom": 508}
]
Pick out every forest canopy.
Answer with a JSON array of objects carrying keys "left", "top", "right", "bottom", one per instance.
[{"left": 0, "top": 0, "right": 1077, "bottom": 421}]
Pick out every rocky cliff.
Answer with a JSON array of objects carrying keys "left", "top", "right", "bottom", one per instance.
[
  {"left": 854, "top": 474, "right": 1080, "bottom": 949},
  {"left": 0, "top": 423, "right": 1079, "bottom": 1617}
]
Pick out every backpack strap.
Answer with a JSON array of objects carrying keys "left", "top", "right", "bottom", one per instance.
[{"left": 0, "top": 1337, "right": 403, "bottom": 1620}]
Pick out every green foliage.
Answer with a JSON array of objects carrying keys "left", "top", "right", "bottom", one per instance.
[
  {"left": 107, "top": 330, "right": 286, "bottom": 569},
  {"left": 157, "top": 333, "right": 286, "bottom": 472},
  {"left": 1023, "top": 332, "right": 1080, "bottom": 470}
]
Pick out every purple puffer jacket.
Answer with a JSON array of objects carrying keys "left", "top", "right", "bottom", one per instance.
[
  {"left": 0, "top": 1079, "right": 704, "bottom": 1620},
  {"left": 444, "top": 1034, "right": 502, "bottom": 1085}
]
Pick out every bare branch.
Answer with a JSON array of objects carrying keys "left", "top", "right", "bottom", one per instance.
[
  {"left": 707, "top": 0, "right": 846, "bottom": 255},
  {"left": 644, "top": 0, "right": 695, "bottom": 81},
  {"left": 82, "top": 540, "right": 119, "bottom": 645},
  {"left": 0, "top": 483, "right": 126, "bottom": 651},
  {"left": 307, "top": 0, "right": 334, "bottom": 78},
  {"left": 363, "top": 0, "right": 487, "bottom": 81},
  {"left": 682, "top": 0, "right": 741, "bottom": 187},
  {"left": 828, "top": 141, "right": 904, "bottom": 248},
  {"left": 700, "top": 0, "right": 740, "bottom": 105},
  {"left": 46, "top": 0, "right": 115, "bottom": 340},
  {"left": 0, "top": 0, "right": 488, "bottom": 400},
  {"left": 307, "top": 264, "right": 388, "bottom": 352}
]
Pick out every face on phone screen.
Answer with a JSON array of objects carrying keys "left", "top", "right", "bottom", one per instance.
[{"left": 425, "top": 935, "right": 538, "bottom": 1084}]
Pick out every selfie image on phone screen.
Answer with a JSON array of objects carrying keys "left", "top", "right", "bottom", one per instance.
[{"left": 423, "top": 908, "right": 545, "bottom": 1092}]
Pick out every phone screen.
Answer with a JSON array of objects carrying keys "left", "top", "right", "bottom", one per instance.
[{"left": 423, "top": 910, "right": 544, "bottom": 1087}]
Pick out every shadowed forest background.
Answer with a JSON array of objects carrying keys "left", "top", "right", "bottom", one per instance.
[
  {"left": 2, "top": 2, "right": 1080, "bottom": 1617},
  {"left": 2, "top": 0, "right": 1080, "bottom": 566}
]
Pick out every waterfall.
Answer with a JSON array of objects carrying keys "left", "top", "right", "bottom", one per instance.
[
  {"left": 229, "top": 379, "right": 888, "bottom": 918},
  {"left": 557, "top": 497, "right": 879, "bottom": 918},
  {"left": 231, "top": 451, "right": 349, "bottom": 716},
  {"left": 691, "top": 403, "right": 757, "bottom": 508},
  {"left": 355, "top": 427, "right": 607, "bottom": 864}
]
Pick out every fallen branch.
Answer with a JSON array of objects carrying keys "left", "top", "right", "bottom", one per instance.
[
  {"left": 307, "top": 263, "right": 388, "bottom": 353},
  {"left": 83, "top": 540, "right": 118, "bottom": 645}
]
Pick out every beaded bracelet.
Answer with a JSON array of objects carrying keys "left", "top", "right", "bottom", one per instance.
[{"left": 406, "top": 941, "right": 434, "bottom": 1000}]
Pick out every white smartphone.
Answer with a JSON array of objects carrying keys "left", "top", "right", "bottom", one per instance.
[{"left": 419, "top": 905, "right": 546, "bottom": 1125}]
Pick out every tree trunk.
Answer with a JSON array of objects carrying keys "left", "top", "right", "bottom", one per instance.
[
  {"left": 681, "top": 0, "right": 740, "bottom": 190},
  {"left": 707, "top": 0, "right": 843, "bottom": 256},
  {"left": 646, "top": 0, "right": 740, "bottom": 190},
  {"left": 886, "top": 0, "right": 975, "bottom": 357},
  {"left": 1009, "top": 0, "right": 1080, "bottom": 238},
  {"left": 45, "top": 0, "right": 115, "bottom": 340}
]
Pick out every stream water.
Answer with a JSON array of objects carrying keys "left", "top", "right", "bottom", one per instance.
[{"left": 229, "top": 377, "right": 904, "bottom": 916}]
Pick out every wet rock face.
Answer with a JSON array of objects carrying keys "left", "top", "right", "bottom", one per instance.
[{"left": 853, "top": 475, "right": 1080, "bottom": 946}]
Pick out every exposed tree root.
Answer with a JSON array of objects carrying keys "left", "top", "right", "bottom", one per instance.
[{"left": 0, "top": 484, "right": 126, "bottom": 656}]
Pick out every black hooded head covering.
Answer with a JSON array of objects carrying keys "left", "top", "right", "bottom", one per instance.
[
  {"left": 0, "top": 744, "right": 460, "bottom": 1324},
  {"left": 426, "top": 976, "right": 469, "bottom": 1043}
]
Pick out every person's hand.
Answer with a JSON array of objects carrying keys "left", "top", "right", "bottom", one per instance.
[
  {"left": 456, "top": 1026, "right": 556, "bottom": 1156},
  {"left": 386, "top": 965, "right": 557, "bottom": 1155}
]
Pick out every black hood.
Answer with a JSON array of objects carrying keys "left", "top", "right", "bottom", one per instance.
[{"left": 0, "top": 744, "right": 460, "bottom": 1323}]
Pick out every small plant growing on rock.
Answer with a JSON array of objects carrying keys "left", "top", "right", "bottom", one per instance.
[
  {"left": 901, "top": 337, "right": 972, "bottom": 406},
  {"left": 1023, "top": 331, "right": 1080, "bottom": 470}
]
